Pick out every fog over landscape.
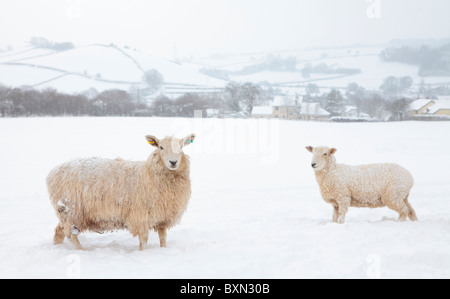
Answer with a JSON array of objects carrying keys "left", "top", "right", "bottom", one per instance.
[{"left": 1, "top": 0, "right": 450, "bottom": 57}]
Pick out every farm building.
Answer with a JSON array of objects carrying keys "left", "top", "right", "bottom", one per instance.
[
  {"left": 300, "top": 102, "right": 331, "bottom": 121},
  {"left": 409, "top": 99, "right": 450, "bottom": 117},
  {"left": 251, "top": 106, "right": 273, "bottom": 119}
]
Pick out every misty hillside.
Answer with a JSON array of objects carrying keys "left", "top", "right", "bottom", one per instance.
[
  {"left": 1, "top": 41, "right": 450, "bottom": 98},
  {"left": 0, "top": 43, "right": 226, "bottom": 95},
  {"left": 190, "top": 45, "right": 450, "bottom": 94}
]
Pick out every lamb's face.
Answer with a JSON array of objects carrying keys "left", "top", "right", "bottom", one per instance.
[
  {"left": 146, "top": 134, "right": 196, "bottom": 171},
  {"left": 305, "top": 146, "right": 337, "bottom": 171}
]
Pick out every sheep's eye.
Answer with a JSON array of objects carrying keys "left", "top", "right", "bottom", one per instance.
[
  {"left": 323, "top": 153, "right": 327, "bottom": 156},
  {"left": 160, "top": 146, "right": 164, "bottom": 150}
]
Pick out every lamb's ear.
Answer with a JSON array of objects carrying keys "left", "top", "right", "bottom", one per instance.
[
  {"left": 145, "top": 135, "right": 159, "bottom": 148},
  {"left": 329, "top": 148, "right": 337, "bottom": 155},
  {"left": 181, "top": 133, "right": 196, "bottom": 147},
  {"left": 306, "top": 146, "right": 313, "bottom": 153}
]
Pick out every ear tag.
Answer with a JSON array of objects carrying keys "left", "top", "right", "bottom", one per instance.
[
  {"left": 186, "top": 140, "right": 193, "bottom": 144},
  {"left": 148, "top": 141, "right": 155, "bottom": 144}
]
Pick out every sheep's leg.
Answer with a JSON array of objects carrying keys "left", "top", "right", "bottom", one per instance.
[
  {"left": 54, "top": 223, "right": 65, "bottom": 244},
  {"left": 332, "top": 204, "right": 339, "bottom": 223},
  {"left": 69, "top": 226, "right": 83, "bottom": 250},
  {"left": 138, "top": 231, "right": 149, "bottom": 251},
  {"left": 63, "top": 223, "right": 83, "bottom": 250},
  {"left": 336, "top": 197, "right": 351, "bottom": 224},
  {"left": 70, "top": 234, "right": 83, "bottom": 250},
  {"left": 157, "top": 227, "right": 167, "bottom": 248}
]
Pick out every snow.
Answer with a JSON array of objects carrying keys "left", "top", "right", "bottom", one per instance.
[
  {"left": 0, "top": 64, "right": 61, "bottom": 87},
  {"left": 0, "top": 47, "right": 56, "bottom": 63},
  {"left": 410, "top": 99, "right": 433, "bottom": 111},
  {"left": 301, "top": 102, "right": 331, "bottom": 116},
  {"left": 0, "top": 45, "right": 226, "bottom": 94},
  {"left": 121, "top": 48, "right": 227, "bottom": 87},
  {"left": 410, "top": 99, "right": 450, "bottom": 115},
  {"left": 252, "top": 106, "right": 273, "bottom": 116},
  {"left": 426, "top": 100, "right": 450, "bottom": 114},
  {"left": 0, "top": 117, "right": 450, "bottom": 278},
  {"left": 2, "top": 44, "right": 450, "bottom": 97},
  {"left": 19, "top": 45, "right": 143, "bottom": 82},
  {"left": 36, "top": 74, "right": 130, "bottom": 94},
  {"left": 195, "top": 46, "right": 450, "bottom": 91}
]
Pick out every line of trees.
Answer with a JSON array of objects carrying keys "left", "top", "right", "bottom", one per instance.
[
  {"left": 380, "top": 44, "right": 450, "bottom": 76},
  {"left": 301, "top": 63, "right": 361, "bottom": 79},
  {"left": 0, "top": 85, "right": 147, "bottom": 117},
  {"left": 0, "top": 84, "right": 224, "bottom": 118},
  {"left": 0, "top": 75, "right": 442, "bottom": 120},
  {"left": 29, "top": 37, "right": 75, "bottom": 52}
]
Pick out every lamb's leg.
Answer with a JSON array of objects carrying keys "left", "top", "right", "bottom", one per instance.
[
  {"left": 382, "top": 191, "right": 411, "bottom": 222},
  {"left": 157, "top": 227, "right": 167, "bottom": 248},
  {"left": 138, "top": 231, "right": 149, "bottom": 251},
  {"left": 336, "top": 197, "right": 351, "bottom": 224},
  {"left": 405, "top": 195, "right": 418, "bottom": 221},
  {"left": 397, "top": 207, "right": 409, "bottom": 222}
]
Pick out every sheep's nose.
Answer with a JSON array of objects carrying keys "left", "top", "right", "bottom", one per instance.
[
  {"left": 170, "top": 160, "right": 177, "bottom": 166},
  {"left": 311, "top": 163, "right": 317, "bottom": 168}
]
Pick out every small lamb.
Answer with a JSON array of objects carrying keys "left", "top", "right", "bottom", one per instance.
[{"left": 306, "top": 146, "right": 417, "bottom": 224}]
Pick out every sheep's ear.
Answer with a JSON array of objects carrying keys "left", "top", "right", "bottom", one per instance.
[
  {"left": 182, "top": 133, "right": 196, "bottom": 147},
  {"left": 329, "top": 148, "right": 337, "bottom": 155},
  {"left": 145, "top": 135, "right": 159, "bottom": 148},
  {"left": 306, "top": 146, "right": 313, "bottom": 153}
]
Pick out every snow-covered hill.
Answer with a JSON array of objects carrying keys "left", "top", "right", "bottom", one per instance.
[
  {"left": 1, "top": 43, "right": 450, "bottom": 97},
  {"left": 0, "top": 44, "right": 226, "bottom": 94},
  {"left": 190, "top": 46, "right": 450, "bottom": 94}
]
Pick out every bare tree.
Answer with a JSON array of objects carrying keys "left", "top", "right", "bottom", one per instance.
[
  {"left": 240, "top": 82, "right": 263, "bottom": 115},
  {"left": 224, "top": 82, "right": 242, "bottom": 112},
  {"left": 324, "top": 89, "right": 345, "bottom": 116}
]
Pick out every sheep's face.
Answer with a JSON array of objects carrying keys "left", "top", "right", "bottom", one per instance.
[
  {"left": 146, "top": 134, "right": 196, "bottom": 171},
  {"left": 306, "top": 146, "right": 337, "bottom": 171}
]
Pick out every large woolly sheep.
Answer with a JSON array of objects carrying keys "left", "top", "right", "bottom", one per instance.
[
  {"left": 306, "top": 146, "right": 417, "bottom": 224},
  {"left": 47, "top": 133, "right": 196, "bottom": 250}
]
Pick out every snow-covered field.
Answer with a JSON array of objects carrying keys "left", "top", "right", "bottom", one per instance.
[
  {"left": 3, "top": 44, "right": 450, "bottom": 97},
  {"left": 196, "top": 46, "right": 450, "bottom": 91},
  {"left": 0, "top": 45, "right": 226, "bottom": 93},
  {"left": 0, "top": 117, "right": 449, "bottom": 279}
]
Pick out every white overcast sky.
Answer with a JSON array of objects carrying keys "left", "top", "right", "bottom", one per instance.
[{"left": 1, "top": 0, "right": 449, "bottom": 58}]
